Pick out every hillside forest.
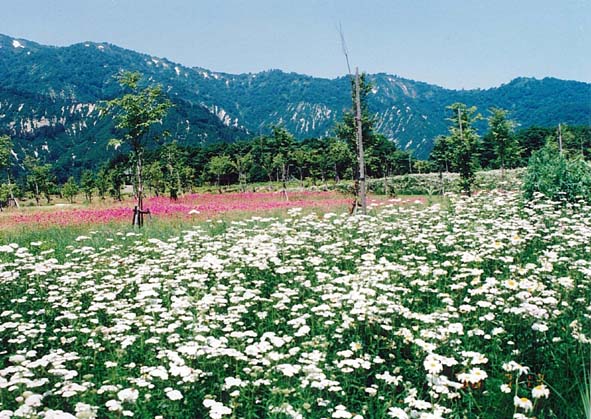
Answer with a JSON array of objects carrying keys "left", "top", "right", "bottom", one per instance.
[{"left": 0, "top": 71, "right": 590, "bottom": 207}]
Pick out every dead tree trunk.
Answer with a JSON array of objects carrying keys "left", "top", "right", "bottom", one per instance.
[
  {"left": 355, "top": 68, "right": 366, "bottom": 215},
  {"left": 7, "top": 174, "right": 18, "bottom": 208}
]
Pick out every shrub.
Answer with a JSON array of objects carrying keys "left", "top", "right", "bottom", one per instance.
[
  {"left": 522, "top": 147, "right": 591, "bottom": 204},
  {"left": 365, "top": 169, "right": 525, "bottom": 196}
]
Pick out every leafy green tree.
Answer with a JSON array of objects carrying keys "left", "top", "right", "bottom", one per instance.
[
  {"left": 251, "top": 135, "right": 276, "bottom": 182},
  {"left": 327, "top": 138, "right": 353, "bottom": 182},
  {"left": 107, "top": 166, "right": 125, "bottom": 201},
  {"left": 24, "top": 155, "right": 56, "bottom": 205},
  {"left": 485, "top": 108, "right": 520, "bottom": 178},
  {"left": 179, "top": 165, "right": 196, "bottom": 193},
  {"left": 388, "top": 150, "right": 409, "bottom": 175},
  {"left": 336, "top": 73, "right": 389, "bottom": 210},
  {"left": 516, "top": 125, "right": 590, "bottom": 161},
  {"left": 80, "top": 170, "right": 96, "bottom": 203},
  {"left": 308, "top": 148, "right": 329, "bottom": 183},
  {"left": 556, "top": 124, "right": 585, "bottom": 157},
  {"left": 568, "top": 125, "right": 591, "bottom": 158},
  {"left": 0, "top": 135, "right": 11, "bottom": 181},
  {"left": 292, "top": 146, "right": 311, "bottom": 185},
  {"left": 232, "top": 152, "right": 253, "bottom": 192},
  {"left": 445, "top": 103, "right": 481, "bottom": 196},
  {"left": 207, "top": 155, "right": 234, "bottom": 190},
  {"left": 62, "top": 176, "right": 79, "bottom": 204},
  {"left": 95, "top": 166, "right": 109, "bottom": 200},
  {"left": 102, "top": 71, "right": 172, "bottom": 214},
  {"left": 516, "top": 126, "right": 554, "bottom": 160},
  {"left": 413, "top": 160, "right": 431, "bottom": 174},
  {"left": 272, "top": 154, "right": 287, "bottom": 182},
  {"left": 160, "top": 141, "right": 185, "bottom": 199},
  {"left": 145, "top": 161, "right": 166, "bottom": 196},
  {"left": 429, "top": 135, "right": 453, "bottom": 173},
  {"left": 0, "top": 135, "right": 18, "bottom": 208},
  {"left": 271, "top": 126, "right": 296, "bottom": 183},
  {"left": 367, "top": 134, "right": 397, "bottom": 178},
  {"left": 0, "top": 183, "right": 19, "bottom": 208}
]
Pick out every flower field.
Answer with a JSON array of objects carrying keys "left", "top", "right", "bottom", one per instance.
[
  {"left": 1, "top": 191, "right": 590, "bottom": 418},
  {"left": 0, "top": 192, "right": 355, "bottom": 230}
]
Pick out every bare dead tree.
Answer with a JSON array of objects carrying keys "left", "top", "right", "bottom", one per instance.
[
  {"left": 339, "top": 24, "right": 367, "bottom": 214},
  {"left": 355, "top": 67, "right": 367, "bottom": 214},
  {"left": 339, "top": 23, "right": 352, "bottom": 76}
]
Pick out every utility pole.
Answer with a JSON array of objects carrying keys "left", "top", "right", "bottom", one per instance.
[{"left": 355, "top": 67, "right": 367, "bottom": 215}]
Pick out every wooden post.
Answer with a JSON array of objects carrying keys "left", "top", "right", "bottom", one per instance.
[
  {"left": 132, "top": 206, "right": 150, "bottom": 227},
  {"left": 136, "top": 152, "right": 144, "bottom": 212},
  {"left": 355, "top": 68, "right": 366, "bottom": 215},
  {"left": 133, "top": 206, "right": 139, "bottom": 227}
]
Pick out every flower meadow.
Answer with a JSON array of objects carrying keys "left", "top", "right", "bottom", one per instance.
[
  {"left": 0, "top": 192, "right": 353, "bottom": 230},
  {"left": 0, "top": 191, "right": 590, "bottom": 418}
]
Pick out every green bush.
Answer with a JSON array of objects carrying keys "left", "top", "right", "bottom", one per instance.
[
  {"left": 365, "top": 169, "right": 524, "bottom": 196},
  {"left": 522, "top": 147, "right": 591, "bottom": 204}
]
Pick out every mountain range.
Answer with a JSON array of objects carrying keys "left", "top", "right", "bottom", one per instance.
[{"left": 0, "top": 33, "right": 589, "bottom": 176}]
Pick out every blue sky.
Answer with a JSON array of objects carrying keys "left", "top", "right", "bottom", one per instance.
[{"left": 2, "top": 0, "right": 589, "bottom": 89}]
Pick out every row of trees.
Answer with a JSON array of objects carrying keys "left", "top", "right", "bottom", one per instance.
[
  {"left": 0, "top": 71, "right": 416, "bottom": 206},
  {"left": 3, "top": 120, "right": 586, "bottom": 206},
  {"left": 0, "top": 136, "right": 99, "bottom": 207},
  {"left": 429, "top": 104, "right": 590, "bottom": 195}
]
